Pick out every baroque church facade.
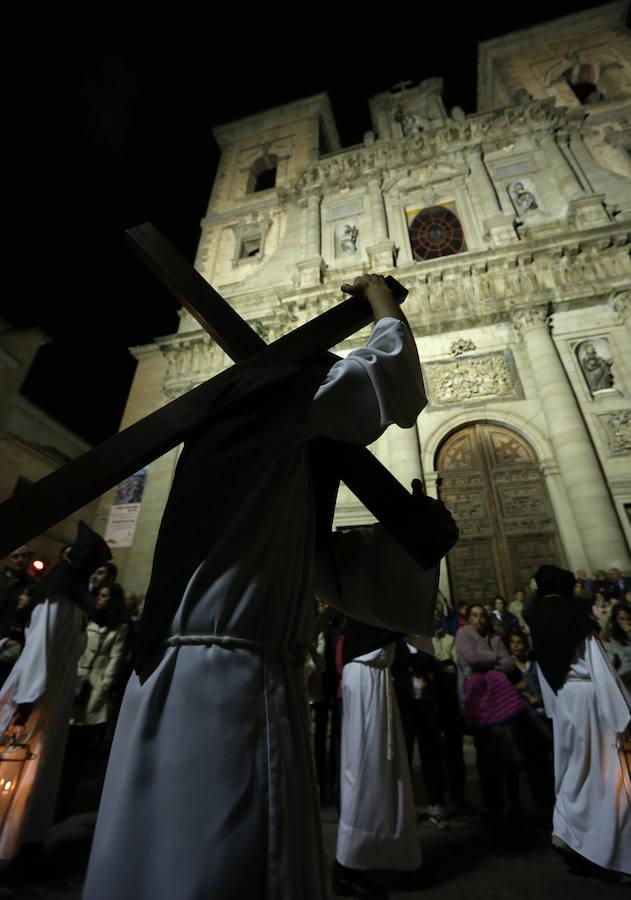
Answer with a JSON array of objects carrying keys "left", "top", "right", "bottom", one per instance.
[{"left": 101, "top": 2, "right": 631, "bottom": 603}]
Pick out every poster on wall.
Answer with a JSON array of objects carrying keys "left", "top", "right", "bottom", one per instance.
[{"left": 105, "top": 468, "right": 147, "bottom": 548}]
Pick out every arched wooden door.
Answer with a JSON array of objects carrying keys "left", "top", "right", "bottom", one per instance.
[{"left": 436, "top": 422, "right": 565, "bottom": 603}]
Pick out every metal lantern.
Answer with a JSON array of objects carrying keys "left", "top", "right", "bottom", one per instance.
[{"left": 0, "top": 730, "right": 36, "bottom": 831}]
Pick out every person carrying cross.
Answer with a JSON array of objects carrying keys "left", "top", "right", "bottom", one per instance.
[{"left": 83, "top": 274, "right": 457, "bottom": 900}]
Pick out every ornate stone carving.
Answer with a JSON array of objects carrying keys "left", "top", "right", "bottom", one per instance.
[
  {"left": 576, "top": 339, "right": 615, "bottom": 393},
  {"left": 450, "top": 338, "right": 477, "bottom": 356},
  {"left": 425, "top": 352, "right": 520, "bottom": 405},
  {"left": 508, "top": 179, "right": 538, "bottom": 216},
  {"left": 334, "top": 222, "right": 359, "bottom": 256},
  {"left": 599, "top": 411, "right": 631, "bottom": 456},
  {"left": 610, "top": 290, "right": 631, "bottom": 323},
  {"left": 513, "top": 307, "right": 548, "bottom": 335},
  {"left": 278, "top": 99, "right": 567, "bottom": 200}
]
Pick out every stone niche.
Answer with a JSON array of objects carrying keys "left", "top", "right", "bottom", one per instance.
[{"left": 575, "top": 337, "right": 616, "bottom": 396}]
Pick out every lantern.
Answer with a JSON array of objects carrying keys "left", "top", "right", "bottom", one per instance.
[{"left": 0, "top": 730, "right": 36, "bottom": 831}]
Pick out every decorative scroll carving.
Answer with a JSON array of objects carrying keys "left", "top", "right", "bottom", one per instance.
[
  {"left": 599, "top": 411, "right": 631, "bottom": 456},
  {"left": 425, "top": 352, "right": 520, "bottom": 405}
]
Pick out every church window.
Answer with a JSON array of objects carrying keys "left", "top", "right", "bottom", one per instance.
[
  {"left": 563, "top": 63, "right": 604, "bottom": 105},
  {"left": 240, "top": 237, "right": 261, "bottom": 259},
  {"left": 407, "top": 204, "right": 467, "bottom": 262},
  {"left": 247, "top": 154, "right": 278, "bottom": 193}
]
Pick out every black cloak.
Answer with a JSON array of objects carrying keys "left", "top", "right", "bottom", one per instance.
[
  {"left": 342, "top": 618, "right": 403, "bottom": 667},
  {"left": 524, "top": 564, "right": 596, "bottom": 693},
  {"left": 134, "top": 357, "right": 339, "bottom": 681}
]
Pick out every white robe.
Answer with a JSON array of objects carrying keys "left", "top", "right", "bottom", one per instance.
[
  {"left": 337, "top": 645, "right": 422, "bottom": 871},
  {"left": 0, "top": 597, "right": 85, "bottom": 859},
  {"left": 83, "top": 317, "right": 432, "bottom": 900},
  {"left": 539, "top": 636, "right": 631, "bottom": 875},
  {"left": 315, "top": 528, "right": 439, "bottom": 872}
]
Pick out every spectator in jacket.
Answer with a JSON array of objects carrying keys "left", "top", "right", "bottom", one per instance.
[
  {"left": 455, "top": 605, "right": 523, "bottom": 819},
  {"left": 57, "top": 583, "right": 128, "bottom": 820}
]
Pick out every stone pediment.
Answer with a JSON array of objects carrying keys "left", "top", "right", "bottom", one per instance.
[{"left": 384, "top": 160, "right": 469, "bottom": 193}]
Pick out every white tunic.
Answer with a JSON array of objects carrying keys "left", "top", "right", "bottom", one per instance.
[
  {"left": 83, "top": 318, "right": 430, "bottom": 900},
  {"left": 539, "top": 636, "right": 631, "bottom": 875},
  {"left": 336, "top": 645, "right": 422, "bottom": 871},
  {"left": 0, "top": 597, "right": 85, "bottom": 859}
]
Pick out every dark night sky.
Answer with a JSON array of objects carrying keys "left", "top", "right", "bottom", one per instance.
[{"left": 3, "top": 2, "right": 606, "bottom": 445}]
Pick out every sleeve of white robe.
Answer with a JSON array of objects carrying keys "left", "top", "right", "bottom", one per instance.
[
  {"left": 299, "top": 317, "right": 428, "bottom": 444},
  {"left": 307, "top": 316, "right": 439, "bottom": 636}
]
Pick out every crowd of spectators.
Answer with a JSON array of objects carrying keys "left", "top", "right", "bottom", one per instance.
[
  {"left": 307, "top": 564, "right": 631, "bottom": 829},
  {"left": 0, "top": 543, "right": 629, "bottom": 844}
]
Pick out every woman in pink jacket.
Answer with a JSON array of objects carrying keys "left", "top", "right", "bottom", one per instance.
[{"left": 455, "top": 604, "right": 524, "bottom": 819}]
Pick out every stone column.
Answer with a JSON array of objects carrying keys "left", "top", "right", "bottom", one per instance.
[
  {"left": 515, "top": 306, "right": 631, "bottom": 571},
  {"left": 368, "top": 177, "right": 388, "bottom": 242},
  {"left": 387, "top": 423, "right": 422, "bottom": 490},
  {"left": 366, "top": 176, "right": 396, "bottom": 268},
  {"left": 305, "top": 190, "right": 321, "bottom": 257},
  {"left": 465, "top": 146, "right": 515, "bottom": 244}
]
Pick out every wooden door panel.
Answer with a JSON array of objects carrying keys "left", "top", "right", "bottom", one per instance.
[
  {"left": 446, "top": 539, "right": 501, "bottom": 603},
  {"left": 438, "top": 422, "right": 565, "bottom": 602}
]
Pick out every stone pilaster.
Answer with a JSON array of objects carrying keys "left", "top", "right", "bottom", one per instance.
[
  {"left": 366, "top": 176, "right": 396, "bottom": 268},
  {"left": 465, "top": 146, "right": 515, "bottom": 245},
  {"left": 297, "top": 190, "right": 325, "bottom": 286},
  {"left": 514, "top": 306, "right": 631, "bottom": 571}
]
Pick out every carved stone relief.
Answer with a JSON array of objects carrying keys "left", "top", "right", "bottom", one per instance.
[
  {"left": 450, "top": 338, "right": 477, "bottom": 357},
  {"left": 576, "top": 338, "right": 615, "bottom": 394},
  {"left": 508, "top": 178, "right": 539, "bottom": 217},
  {"left": 599, "top": 411, "right": 631, "bottom": 456},
  {"left": 424, "top": 351, "right": 521, "bottom": 406},
  {"left": 334, "top": 220, "right": 360, "bottom": 256}
]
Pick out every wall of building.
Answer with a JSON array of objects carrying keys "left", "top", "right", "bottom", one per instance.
[{"left": 108, "top": 4, "right": 631, "bottom": 596}]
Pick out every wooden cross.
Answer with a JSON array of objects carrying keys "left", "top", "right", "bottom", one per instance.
[{"left": 0, "top": 224, "right": 439, "bottom": 569}]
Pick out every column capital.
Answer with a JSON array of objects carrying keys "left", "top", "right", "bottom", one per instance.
[{"left": 513, "top": 305, "right": 549, "bottom": 335}]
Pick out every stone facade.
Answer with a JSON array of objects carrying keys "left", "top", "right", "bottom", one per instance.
[{"left": 110, "top": 2, "right": 631, "bottom": 598}]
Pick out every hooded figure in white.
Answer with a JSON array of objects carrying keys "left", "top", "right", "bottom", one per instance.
[{"left": 526, "top": 565, "right": 631, "bottom": 878}]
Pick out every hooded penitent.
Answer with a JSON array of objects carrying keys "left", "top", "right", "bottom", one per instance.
[
  {"left": 524, "top": 564, "right": 596, "bottom": 693},
  {"left": 32, "top": 521, "right": 112, "bottom": 608}
]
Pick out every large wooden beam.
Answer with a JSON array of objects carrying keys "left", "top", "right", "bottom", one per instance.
[
  {"left": 0, "top": 261, "right": 402, "bottom": 558},
  {"left": 126, "top": 225, "right": 440, "bottom": 567}
]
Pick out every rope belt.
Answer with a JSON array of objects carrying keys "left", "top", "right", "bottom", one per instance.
[{"left": 167, "top": 633, "right": 322, "bottom": 670}]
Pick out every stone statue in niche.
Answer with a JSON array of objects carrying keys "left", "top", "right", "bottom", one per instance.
[
  {"left": 394, "top": 106, "right": 426, "bottom": 135},
  {"left": 334, "top": 220, "right": 359, "bottom": 256},
  {"left": 577, "top": 339, "right": 615, "bottom": 393},
  {"left": 508, "top": 179, "right": 538, "bottom": 216}
]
